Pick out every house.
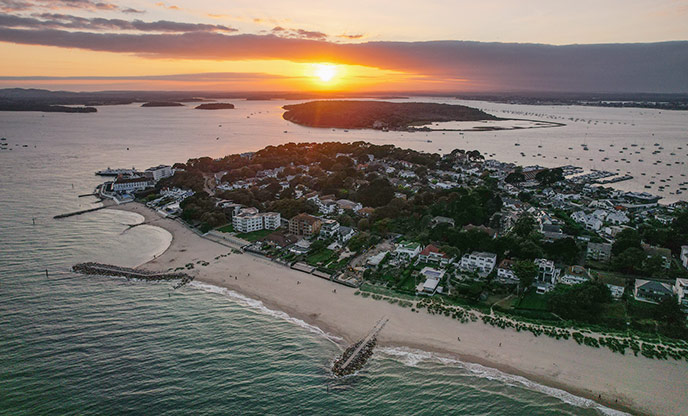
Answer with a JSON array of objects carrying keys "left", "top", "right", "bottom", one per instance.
[
  {"left": 634, "top": 279, "right": 674, "bottom": 303},
  {"left": 417, "top": 244, "right": 453, "bottom": 266},
  {"left": 559, "top": 265, "right": 591, "bottom": 285},
  {"left": 289, "top": 239, "right": 312, "bottom": 255},
  {"left": 336, "top": 199, "right": 363, "bottom": 213},
  {"left": 319, "top": 219, "right": 340, "bottom": 239},
  {"left": 642, "top": 244, "right": 672, "bottom": 269},
  {"left": 144, "top": 165, "right": 173, "bottom": 181},
  {"left": 337, "top": 226, "right": 355, "bottom": 242},
  {"left": 263, "top": 232, "right": 298, "bottom": 249},
  {"left": 112, "top": 176, "right": 154, "bottom": 193},
  {"left": 232, "top": 208, "right": 281, "bottom": 233},
  {"left": 459, "top": 252, "right": 497, "bottom": 276},
  {"left": 534, "top": 258, "right": 560, "bottom": 284},
  {"left": 496, "top": 259, "right": 518, "bottom": 284},
  {"left": 415, "top": 267, "right": 445, "bottom": 295},
  {"left": 681, "top": 246, "right": 688, "bottom": 269},
  {"left": 674, "top": 278, "right": 688, "bottom": 309},
  {"left": 587, "top": 242, "right": 612, "bottom": 262},
  {"left": 394, "top": 241, "right": 422, "bottom": 260},
  {"left": 541, "top": 223, "right": 566, "bottom": 241},
  {"left": 399, "top": 170, "right": 417, "bottom": 179},
  {"left": 358, "top": 207, "right": 375, "bottom": 217},
  {"left": 607, "top": 284, "right": 625, "bottom": 299},
  {"left": 607, "top": 211, "right": 630, "bottom": 225},
  {"left": 288, "top": 213, "right": 323, "bottom": 237},
  {"left": 571, "top": 210, "right": 603, "bottom": 231},
  {"left": 462, "top": 224, "right": 498, "bottom": 238}
]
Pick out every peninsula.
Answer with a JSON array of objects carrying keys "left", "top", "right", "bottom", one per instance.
[
  {"left": 94, "top": 141, "right": 688, "bottom": 416},
  {"left": 282, "top": 100, "right": 499, "bottom": 130},
  {"left": 0, "top": 103, "right": 97, "bottom": 113},
  {"left": 195, "top": 103, "right": 235, "bottom": 110}
]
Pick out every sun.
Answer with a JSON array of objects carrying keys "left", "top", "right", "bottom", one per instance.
[{"left": 313, "top": 63, "right": 337, "bottom": 83}]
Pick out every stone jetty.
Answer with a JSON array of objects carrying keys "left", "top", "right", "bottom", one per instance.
[
  {"left": 332, "top": 318, "right": 388, "bottom": 377},
  {"left": 72, "top": 262, "right": 194, "bottom": 288}
]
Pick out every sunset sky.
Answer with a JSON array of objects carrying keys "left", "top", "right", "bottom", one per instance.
[{"left": 1, "top": 0, "right": 687, "bottom": 92}]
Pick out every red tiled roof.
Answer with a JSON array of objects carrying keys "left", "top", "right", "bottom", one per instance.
[{"left": 420, "top": 244, "right": 447, "bottom": 258}]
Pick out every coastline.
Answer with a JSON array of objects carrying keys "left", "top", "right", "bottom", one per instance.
[{"left": 108, "top": 202, "right": 688, "bottom": 416}]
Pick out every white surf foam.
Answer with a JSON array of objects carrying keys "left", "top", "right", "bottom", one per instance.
[
  {"left": 188, "top": 280, "right": 627, "bottom": 416},
  {"left": 379, "top": 346, "right": 630, "bottom": 416},
  {"left": 188, "top": 281, "right": 343, "bottom": 344}
]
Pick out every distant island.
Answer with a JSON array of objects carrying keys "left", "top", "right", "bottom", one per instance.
[
  {"left": 195, "top": 103, "right": 235, "bottom": 110},
  {"left": 141, "top": 102, "right": 184, "bottom": 107},
  {"left": 282, "top": 100, "right": 499, "bottom": 130},
  {"left": 0, "top": 104, "right": 97, "bottom": 113}
]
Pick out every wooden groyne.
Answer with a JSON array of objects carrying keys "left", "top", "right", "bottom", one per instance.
[
  {"left": 54, "top": 206, "right": 105, "bottom": 219},
  {"left": 72, "top": 262, "right": 194, "bottom": 289},
  {"left": 332, "top": 318, "right": 388, "bottom": 377}
]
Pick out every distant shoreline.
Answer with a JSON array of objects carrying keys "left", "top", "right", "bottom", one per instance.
[{"left": 106, "top": 200, "right": 688, "bottom": 416}]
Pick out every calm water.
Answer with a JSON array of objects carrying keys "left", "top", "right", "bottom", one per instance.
[{"left": 0, "top": 98, "right": 670, "bottom": 415}]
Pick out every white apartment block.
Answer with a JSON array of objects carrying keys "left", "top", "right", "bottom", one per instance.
[
  {"left": 460, "top": 252, "right": 497, "bottom": 275},
  {"left": 232, "top": 208, "right": 281, "bottom": 233}
]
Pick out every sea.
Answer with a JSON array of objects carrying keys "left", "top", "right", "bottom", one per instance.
[{"left": 3, "top": 97, "right": 683, "bottom": 415}]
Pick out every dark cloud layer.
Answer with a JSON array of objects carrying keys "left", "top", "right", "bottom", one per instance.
[
  {"left": 0, "top": 22, "right": 686, "bottom": 93},
  {"left": 271, "top": 26, "right": 327, "bottom": 40},
  {"left": 0, "top": 0, "right": 143, "bottom": 13},
  {"left": 0, "top": 12, "right": 236, "bottom": 32}
]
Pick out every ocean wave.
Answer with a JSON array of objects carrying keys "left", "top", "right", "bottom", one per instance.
[
  {"left": 378, "top": 346, "right": 629, "bottom": 416},
  {"left": 188, "top": 281, "right": 343, "bottom": 344}
]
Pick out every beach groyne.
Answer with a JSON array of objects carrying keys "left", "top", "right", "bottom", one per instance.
[
  {"left": 54, "top": 206, "right": 105, "bottom": 219},
  {"left": 332, "top": 318, "right": 388, "bottom": 377},
  {"left": 72, "top": 262, "right": 193, "bottom": 288}
]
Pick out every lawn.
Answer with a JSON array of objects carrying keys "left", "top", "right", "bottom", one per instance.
[
  {"left": 216, "top": 223, "right": 234, "bottom": 233},
  {"left": 514, "top": 291, "right": 550, "bottom": 311},
  {"left": 590, "top": 269, "right": 631, "bottom": 286},
  {"left": 236, "top": 228, "right": 274, "bottom": 242},
  {"left": 306, "top": 249, "right": 335, "bottom": 266}
]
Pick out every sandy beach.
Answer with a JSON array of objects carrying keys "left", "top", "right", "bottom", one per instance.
[{"left": 113, "top": 202, "right": 688, "bottom": 416}]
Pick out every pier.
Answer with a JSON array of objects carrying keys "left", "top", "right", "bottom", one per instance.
[
  {"left": 72, "top": 262, "right": 194, "bottom": 288},
  {"left": 332, "top": 317, "right": 388, "bottom": 377}
]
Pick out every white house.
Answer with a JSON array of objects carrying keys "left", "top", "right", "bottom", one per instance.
[
  {"left": 571, "top": 210, "right": 603, "bottom": 231},
  {"left": 337, "top": 226, "right": 355, "bottom": 242},
  {"left": 558, "top": 265, "right": 591, "bottom": 285},
  {"left": 607, "top": 211, "right": 630, "bottom": 225},
  {"left": 496, "top": 259, "right": 518, "bottom": 284},
  {"left": 417, "top": 244, "right": 453, "bottom": 266},
  {"left": 675, "top": 278, "right": 688, "bottom": 309},
  {"left": 460, "top": 252, "right": 497, "bottom": 276},
  {"left": 607, "top": 284, "right": 625, "bottom": 299},
  {"left": 680, "top": 246, "right": 688, "bottom": 270},
  {"left": 394, "top": 241, "right": 422, "bottom": 260},
  {"left": 336, "top": 199, "right": 363, "bottom": 213},
  {"left": 416, "top": 267, "right": 445, "bottom": 295},
  {"left": 319, "top": 219, "right": 340, "bottom": 238},
  {"left": 534, "top": 258, "right": 560, "bottom": 284}
]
